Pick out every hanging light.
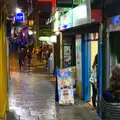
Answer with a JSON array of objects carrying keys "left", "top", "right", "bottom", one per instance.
[
  {"left": 28, "top": 30, "right": 33, "bottom": 35},
  {"left": 16, "top": 8, "right": 21, "bottom": 13}
]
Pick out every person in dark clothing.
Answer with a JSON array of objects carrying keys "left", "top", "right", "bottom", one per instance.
[
  {"left": 27, "top": 50, "right": 32, "bottom": 66},
  {"left": 92, "top": 54, "right": 98, "bottom": 69},
  {"left": 19, "top": 48, "right": 26, "bottom": 71},
  {"left": 20, "top": 43, "right": 27, "bottom": 51}
]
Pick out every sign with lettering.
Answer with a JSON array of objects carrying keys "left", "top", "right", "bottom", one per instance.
[
  {"left": 56, "top": 0, "right": 73, "bottom": 7},
  {"left": 56, "top": 68, "right": 74, "bottom": 105},
  {"left": 14, "top": 12, "right": 24, "bottom": 23}
]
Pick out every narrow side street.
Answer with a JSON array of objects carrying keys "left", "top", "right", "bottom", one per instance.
[{"left": 8, "top": 72, "right": 100, "bottom": 120}]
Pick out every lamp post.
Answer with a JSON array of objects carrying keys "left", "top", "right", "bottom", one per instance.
[{"left": 102, "top": 0, "right": 110, "bottom": 93}]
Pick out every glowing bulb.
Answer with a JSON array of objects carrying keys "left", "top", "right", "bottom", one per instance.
[
  {"left": 16, "top": 8, "right": 21, "bottom": 13},
  {"left": 28, "top": 30, "right": 33, "bottom": 35}
]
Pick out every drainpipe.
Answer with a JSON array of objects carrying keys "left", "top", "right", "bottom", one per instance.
[{"left": 102, "top": 0, "right": 110, "bottom": 92}]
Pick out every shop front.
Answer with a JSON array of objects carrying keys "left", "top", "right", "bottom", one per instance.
[
  {"left": 57, "top": 1, "right": 102, "bottom": 106},
  {"left": 52, "top": 4, "right": 103, "bottom": 112},
  {"left": 106, "top": 14, "right": 120, "bottom": 82}
]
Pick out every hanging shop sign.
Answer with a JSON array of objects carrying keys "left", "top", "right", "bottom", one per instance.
[
  {"left": 14, "top": 12, "right": 24, "bottom": 23},
  {"left": 56, "top": 68, "right": 74, "bottom": 105},
  {"left": 60, "top": 10, "right": 73, "bottom": 30},
  {"left": 39, "top": 28, "right": 52, "bottom": 36},
  {"left": 56, "top": 0, "right": 73, "bottom": 7},
  {"left": 73, "top": 2, "right": 91, "bottom": 27}
]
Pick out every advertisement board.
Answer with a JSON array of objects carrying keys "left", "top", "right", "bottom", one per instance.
[
  {"left": 76, "top": 37, "right": 82, "bottom": 82},
  {"left": 73, "top": 1, "right": 91, "bottom": 27},
  {"left": 60, "top": 10, "right": 73, "bottom": 30},
  {"left": 56, "top": 68, "right": 74, "bottom": 105}
]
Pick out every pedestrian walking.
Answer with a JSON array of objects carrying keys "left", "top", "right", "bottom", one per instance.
[
  {"left": 27, "top": 49, "right": 32, "bottom": 66},
  {"left": 18, "top": 48, "right": 26, "bottom": 71}
]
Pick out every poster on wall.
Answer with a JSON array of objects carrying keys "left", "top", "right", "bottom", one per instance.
[
  {"left": 76, "top": 38, "right": 82, "bottom": 82},
  {"left": 57, "top": 68, "right": 74, "bottom": 105},
  {"left": 63, "top": 45, "right": 72, "bottom": 68}
]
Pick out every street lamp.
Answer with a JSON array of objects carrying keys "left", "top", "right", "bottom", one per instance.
[{"left": 16, "top": 8, "right": 21, "bottom": 13}]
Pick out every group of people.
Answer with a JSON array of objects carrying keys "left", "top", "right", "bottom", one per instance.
[
  {"left": 18, "top": 42, "right": 52, "bottom": 71},
  {"left": 90, "top": 54, "right": 120, "bottom": 119},
  {"left": 36, "top": 43, "right": 52, "bottom": 69}
]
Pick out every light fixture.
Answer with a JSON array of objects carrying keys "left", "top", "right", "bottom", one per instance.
[
  {"left": 16, "top": 8, "right": 21, "bottom": 13},
  {"left": 23, "top": 32, "right": 25, "bottom": 36},
  {"left": 34, "top": 31, "right": 36, "bottom": 34},
  {"left": 28, "top": 30, "right": 33, "bottom": 35},
  {"left": 51, "top": 35, "right": 57, "bottom": 43},
  {"left": 39, "top": 37, "right": 50, "bottom": 41},
  {"left": 55, "top": 31, "right": 60, "bottom": 35}
]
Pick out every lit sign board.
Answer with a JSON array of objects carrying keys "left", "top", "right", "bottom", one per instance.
[
  {"left": 73, "top": 3, "right": 89, "bottom": 27},
  {"left": 112, "top": 15, "right": 120, "bottom": 25},
  {"left": 60, "top": 10, "right": 73, "bottom": 30},
  {"left": 14, "top": 12, "right": 24, "bottom": 23}
]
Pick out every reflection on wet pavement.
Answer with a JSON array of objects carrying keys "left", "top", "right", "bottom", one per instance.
[{"left": 8, "top": 72, "right": 99, "bottom": 120}]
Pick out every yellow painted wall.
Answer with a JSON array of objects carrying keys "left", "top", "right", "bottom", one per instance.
[
  {"left": 90, "top": 41, "right": 98, "bottom": 98},
  {"left": 76, "top": 81, "right": 82, "bottom": 98},
  {"left": 0, "top": 10, "right": 9, "bottom": 120},
  {"left": 91, "top": 41, "right": 98, "bottom": 69}
]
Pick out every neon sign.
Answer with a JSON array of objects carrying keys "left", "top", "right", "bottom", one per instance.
[{"left": 14, "top": 12, "right": 24, "bottom": 23}]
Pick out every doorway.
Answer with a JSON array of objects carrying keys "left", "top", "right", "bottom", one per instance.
[{"left": 81, "top": 33, "right": 99, "bottom": 105}]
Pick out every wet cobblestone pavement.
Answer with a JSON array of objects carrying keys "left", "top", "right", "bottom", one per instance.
[{"left": 8, "top": 72, "right": 100, "bottom": 120}]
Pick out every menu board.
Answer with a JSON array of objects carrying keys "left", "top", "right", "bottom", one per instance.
[{"left": 57, "top": 68, "right": 74, "bottom": 105}]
